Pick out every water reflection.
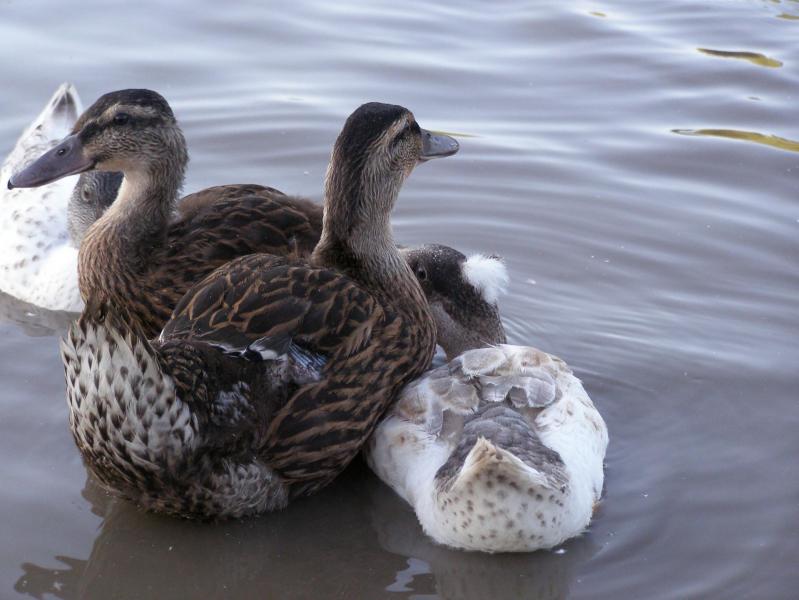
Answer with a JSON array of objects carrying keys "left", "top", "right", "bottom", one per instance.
[
  {"left": 368, "top": 481, "right": 600, "bottom": 600},
  {"left": 15, "top": 463, "right": 597, "bottom": 600},
  {"left": 696, "top": 48, "right": 783, "bottom": 68},
  {"left": 672, "top": 128, "right": 799, "bottom": 153},
  {"left": 0, "top": 292, "right": 74, "bottom": 337}
]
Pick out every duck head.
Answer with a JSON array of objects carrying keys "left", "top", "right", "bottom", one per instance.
[
  {"left": 8, "top": 89, "right": 187, "bottom": 191},
  {"left": 318, "top": 103, "right": 459, "bottom": 259},
  {"left": 402, "top": 244, "right": 509, "bottom": 359}
]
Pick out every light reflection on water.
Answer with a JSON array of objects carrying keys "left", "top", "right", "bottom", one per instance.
[
  {"left": 0, "top": 0, "right": 797, "bottom": 598},
  {"left": 673, "top": 128, "right": 799, "bottom": 153}
]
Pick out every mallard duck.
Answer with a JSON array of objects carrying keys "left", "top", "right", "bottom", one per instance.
[
  {"left": 9, "top": 89, "right": 323, "bottom": 337},
  {"left": 60, "top": 102, "right": 459, "bottom": 519},
  {"left": 0, "top": 83, "right": 121, "bottom": 311},
  {"left": 366, "top": 246, "right": 608, "bottom": 553}
]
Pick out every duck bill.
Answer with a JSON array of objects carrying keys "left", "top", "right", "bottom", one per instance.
[
  {"left": 419, "top": 129, "right": 459, "bottom": 161},
  {"left": 7, "top": 134, "right": 94, "bottom": 189}
]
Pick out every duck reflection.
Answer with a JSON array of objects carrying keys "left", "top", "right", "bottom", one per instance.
[
  {"left": 15, "top": 461, "right": 598, "bottom": 600},
  {"left": 0, "top": 291, "right": 75, "bottom": 337},
  {"left": 368, "top": 477, "right": 600, "bottom": 599}
]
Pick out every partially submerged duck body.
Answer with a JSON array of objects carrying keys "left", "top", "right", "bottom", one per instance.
[
  {"left": 56, "top": 102, "right": 459, "bottom": 518},
  {"left": 368, "top": 344, "right": 607, "bottom": 552},
  {"left": 366, "top": 245, "right": 608, "bottom": 553}
]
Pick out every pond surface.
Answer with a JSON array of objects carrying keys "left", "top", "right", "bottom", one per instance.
[{"left": 1, "top": 0, "right": 798, "bottom": 598}]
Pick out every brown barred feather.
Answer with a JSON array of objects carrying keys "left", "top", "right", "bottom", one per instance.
[
  {"left": 159, "top": 251, "right": 435, "bottom": 491},
  {"left": 80, "top": 185, "right": 323, "bottom": 338}
]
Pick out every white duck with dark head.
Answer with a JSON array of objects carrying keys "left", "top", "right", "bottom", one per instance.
[{"left": 366, "top": 245, "right": 608, "bottom": 553}]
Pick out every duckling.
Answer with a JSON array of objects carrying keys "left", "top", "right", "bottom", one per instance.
[
  {"left": 9, "top": 89, "right": 322, "bottom": 337},
  {"left": 60, "top": 102, "right": 459, "bottom": 519},
  {"left": 0, "top": 83, "right": 120, "bottom": 311},
  {"left": 366, "top": 246, "right": 608, "bottom": 553}
]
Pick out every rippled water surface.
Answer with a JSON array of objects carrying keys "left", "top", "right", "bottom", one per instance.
[{"left": 1, "top": 1, "right": 798, "bottom": 598}]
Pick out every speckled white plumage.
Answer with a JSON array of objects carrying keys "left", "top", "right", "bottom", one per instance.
[
  {"left": 61, "top": 316, "right": 289, "bottom": 518},
  {"left": 366, "top": 344, "right": 608, "bottom": 553},
  {"left": 0, "top": 83, "right": 84, "bottom": 312}
]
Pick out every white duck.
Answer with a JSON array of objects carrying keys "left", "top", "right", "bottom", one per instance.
[
  {"left": 0, "top": 83, "right": 119, "bottom": 312},
  {"left": 367, "top": 244, "right": 608, "bottom": 553}
]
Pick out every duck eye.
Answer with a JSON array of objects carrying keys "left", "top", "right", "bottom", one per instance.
[
  {"left": 416, "top": 266, "right": 427, "bottom": 281},
  {"left": 113, "top": 113, "right": 130, "bottom": 126}
]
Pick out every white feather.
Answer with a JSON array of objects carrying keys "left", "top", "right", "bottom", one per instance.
[{"left": 461, "top": 255, "right": 509, "bottom": 304}]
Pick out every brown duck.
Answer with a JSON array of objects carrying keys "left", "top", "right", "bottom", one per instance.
[
  {"left": 56, "top": 102, "right": 459, "bottom": 519},
  {"left": 9, "top": 89, "right": 322, "bottom": 337}
]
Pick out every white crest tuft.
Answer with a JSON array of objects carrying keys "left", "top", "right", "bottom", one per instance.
[{"left": 461, "top": 254, "right": 509, "bottom": 304}]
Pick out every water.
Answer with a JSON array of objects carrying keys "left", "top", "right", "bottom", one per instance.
[{"left": 1, "top": 0, "right": 797, "bottom": 597}]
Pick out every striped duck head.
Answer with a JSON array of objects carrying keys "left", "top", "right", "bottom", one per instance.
[
  {"left": 318, "top": 103, "right": 459, "bottom": 262},
  {"left": 9, "top": 89, "right": 187, "bottom": 194}
]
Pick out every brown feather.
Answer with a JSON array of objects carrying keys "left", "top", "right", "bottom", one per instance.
[
  {"left": 162, "top": 250, "right": 434, "bottom": 490},
  {"left": 80, "top": 186, "right": 323, "bottom": 338}
]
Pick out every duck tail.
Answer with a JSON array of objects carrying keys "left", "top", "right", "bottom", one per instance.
[
  {"left": 450, "top": 437, "right": 551, "bottom": 493},
  {"left": 29, "top": 83, "right": 82, "bottom": 142},
  {"left": 436, "top": 405, "right": 566, "bottom": 498}
]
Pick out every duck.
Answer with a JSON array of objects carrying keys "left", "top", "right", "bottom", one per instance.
[
  {"left": 59, "top": 102, "right": 459, "bottom": 519},
  {"left": 366, "top": 244, "right": 608, "bottom": 553},
  {"left": 0, "top": 83, "right": 122, "bottom": 311},
  {"left": 401, "top": 244, "right": 509, "bottom": 359},
  {"left": 9, "top": 88, "right": 323, "bottom": 336}
]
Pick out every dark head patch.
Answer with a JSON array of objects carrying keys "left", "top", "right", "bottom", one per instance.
[
  {"left": 73, "top": 89, "right": 175, "bottom": 135},
  {"left": 335, "top": 102, "right": 410, "bottom": 158},
  {"left": 403, "top": 243, "right": 470, "bottom": 297}
]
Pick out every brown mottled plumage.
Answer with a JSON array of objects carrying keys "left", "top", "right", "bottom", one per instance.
[
  {"left": 56, "top": 101, "right": 459, "bottom": 518},
  {"left": 80, "top": 184, "right": 322, "bottom": 336},
  {"left": 11, "top": 89, "right": 322, "bottom": 338}
]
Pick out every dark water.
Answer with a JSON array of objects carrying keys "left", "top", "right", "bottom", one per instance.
[{"left": 1, "top": 1, "right": 798, "bottom": 598}]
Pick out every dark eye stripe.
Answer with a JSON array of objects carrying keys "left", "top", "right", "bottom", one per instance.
[
  {"left": 79, "top": 114, "right": 165, "bottom": 141},
  {"left": 78, "top": 121, "right": 101, "bottom": 142},
  {"left": 391, "top": 123, "right": 413, "bottom": 147}
]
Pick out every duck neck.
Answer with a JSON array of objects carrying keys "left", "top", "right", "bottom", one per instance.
[
  {"left": 312, "top": 167, "right": 418, "bottom": 305},
  {"left": 109, "top": 163, "right": 181, "bottom": 240},
  {"left": 78, "top": 154, "right": 185, "bottom": 305}
]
